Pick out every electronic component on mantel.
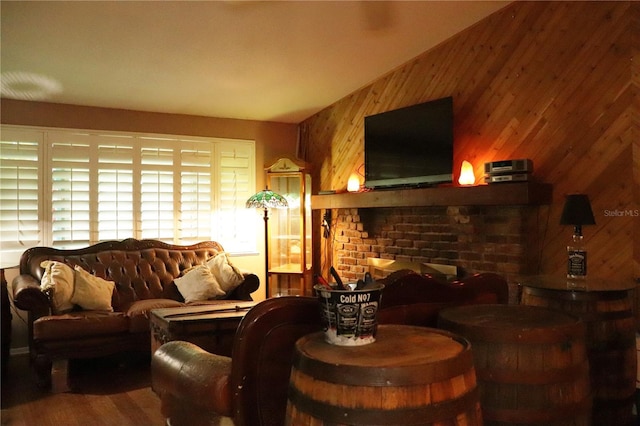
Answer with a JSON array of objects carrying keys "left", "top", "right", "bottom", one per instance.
[{"left": 484, "top": 159, "right": 533, "bottom": 183}]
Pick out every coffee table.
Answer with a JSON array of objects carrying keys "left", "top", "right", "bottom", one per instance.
[{"left": 150, "top": 301, "right": 258, "bottom": 356}]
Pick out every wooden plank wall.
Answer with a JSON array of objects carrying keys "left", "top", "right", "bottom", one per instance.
[
  {"left": 632, "top": 1, "right": 640, "bottom": 315},
  {"left": 300, "top": 1, "right": 638, "bottom": 288}
]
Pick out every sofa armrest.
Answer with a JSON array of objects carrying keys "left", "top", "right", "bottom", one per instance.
[
  {"left": 227, "top": 273, "right": 259, "bottom": 301},
  {"left": 152, "top": 341, "right": 233, "bottom": 418},
  {"left": 12, "top": 274, "right": 51, "bottom": 315}
]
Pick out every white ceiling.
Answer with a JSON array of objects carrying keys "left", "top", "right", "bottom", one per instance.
[{"left": 1, "top": 1, "right": 509, "bottom": 124}]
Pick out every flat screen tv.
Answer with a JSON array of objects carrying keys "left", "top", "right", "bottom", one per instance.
[{"left": 364, "top": 96, "right": 453, "bottom": 189}]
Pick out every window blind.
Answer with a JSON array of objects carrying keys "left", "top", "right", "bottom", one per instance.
[
  {"left": 179, "top": 141, "right": 213, "bottom": 244},
  {"left": 213, "top": 140, "right": 256, "bottom": 253},
  {"left": 0, "top": 126, "right": 256, "bottom": 257},
  {"left": 97, "top": 141, "right": 134, "bottom": 241},
  {"left": 50, "top": 136, "right": 93, "bottom": 248},
  {"left": 0, "top": 129, "right": 44, "bottom": 262}
]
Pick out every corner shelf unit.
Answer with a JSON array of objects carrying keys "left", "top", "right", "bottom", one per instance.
[{"left": 266, "top": 158, "right": 312, "bottom": 297}]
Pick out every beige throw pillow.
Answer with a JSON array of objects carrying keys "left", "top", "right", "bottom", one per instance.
[
  {"left": 40, "top": 260, "right": 75, "bottom": 313},
  {"left": 174, "top": 265, "right": 226, "bottom": 303},
  {"left": 71, "top": 266, "right": 115, "bottom": 311},
  {"left": 206, "top": 252, "right": 244, "bottom": 294}
]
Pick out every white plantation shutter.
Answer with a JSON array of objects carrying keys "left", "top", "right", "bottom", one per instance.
[
  {"left": 140, "top": 170, "right": 174, "bottom": 241},
  {"left": 0, "top": 129, "right": 44, "bottom": 261},
  {"left": 49, "top": 135, "right": 93, "bottom": 248},
  {"left": 97, "top": 140, "right": 134, "bottom": 241},
  {"left": 98, "top": 169, "right": 134, "bottom": 240},
  {"left": 179, "top": 141, "right": 213, "bottom": 244},
  {"left": 140, "top": 141, "right": 176, "bottom": 241},
  {"left": 0, "top": 126, "right": 256, "bottom": 257},
  {"left": 213, "top": 140, "right": 256, "bottom": 253}
]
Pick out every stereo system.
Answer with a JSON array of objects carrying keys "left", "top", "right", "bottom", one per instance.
[{"left": 484, "top": 159, "right": 533, "bottom": 184}]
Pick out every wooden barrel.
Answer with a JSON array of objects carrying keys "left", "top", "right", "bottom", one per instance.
[
  {"left": 521, "top": 286, "right": 636, "bottom": 426},
  {"left": 438, "top": 304, "right": 591, "bottom": 426},
  {"left": 285, "top": 324, "right": 482, "bottom": 425}
]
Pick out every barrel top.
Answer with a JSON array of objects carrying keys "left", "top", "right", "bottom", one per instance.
[
  {"left": 520, "top": 275, "right": 635, "bottom": 292},
  {"left": 296, "top": 325, "right": 467, "bottom": 368},
  {"left": 437, "top": 304, "right": 588, "bottom": 345},
  {"left": 294, "top": 325, "right": 474, "bottom": 386}
]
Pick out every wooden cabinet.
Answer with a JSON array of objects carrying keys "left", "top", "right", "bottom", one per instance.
[{"left": 266, "top": 158, "right": 312, "bottom": 296}]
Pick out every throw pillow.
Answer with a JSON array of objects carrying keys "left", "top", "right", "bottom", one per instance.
[
  {"left": 71, "top": 266, "right": 115, "bottom": 311},
  {"left": 40, "top": 260, "right": 75, "bottom": 314},
  {"left": 206, "top": 252, "right": 244, "bottom": 294},
  {"left": 174, "top": 265, "right": 226, "bottom": 303}
]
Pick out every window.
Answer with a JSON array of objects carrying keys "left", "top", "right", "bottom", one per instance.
[
  {"left": 0, "top": 129, "right": 44, "bottom": 262},
  {"left": 213, "top": 141, "right": 256, "bottom": 253},
  {"left": 0, "top": 126, "right": 256, "bottom": 257}
]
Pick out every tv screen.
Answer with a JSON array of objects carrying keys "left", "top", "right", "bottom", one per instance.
[{"left": 364, "top": 96, "right": 453, "bottom": 189}]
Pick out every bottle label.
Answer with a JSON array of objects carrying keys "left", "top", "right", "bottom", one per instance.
[{"left": 568, "top": 250, "right": 587, "bottom": 277}]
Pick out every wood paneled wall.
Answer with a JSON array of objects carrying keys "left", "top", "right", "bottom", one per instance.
[{"left": 301, "top": 1, "right": 639, "bottom": 287}]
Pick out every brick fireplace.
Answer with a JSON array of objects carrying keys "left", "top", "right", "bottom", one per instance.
[{"left": 312, "top": 183, "right": 552, "bottom": 302}]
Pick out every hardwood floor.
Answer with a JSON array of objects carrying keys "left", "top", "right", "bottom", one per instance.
[{"left": 1, "top": 353, "right": 165, "bottom": 426}]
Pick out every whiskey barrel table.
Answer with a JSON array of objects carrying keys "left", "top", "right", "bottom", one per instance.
[
  {"left": 438, "top": 304, "right": 591, "bottom": 426},
  {"left": 286, "top": 324, "right": 482, "bottom": 426},
  {"left": 520, "top": 275, "right": 636, "bottom": 426}
]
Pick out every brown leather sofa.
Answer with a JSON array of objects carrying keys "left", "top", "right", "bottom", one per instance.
[
  {"left": 151, "top": 270, "right": 508, "bottom": 426},
  {"left": 12, "top": 238, "right": 259, "bottom": 389}
]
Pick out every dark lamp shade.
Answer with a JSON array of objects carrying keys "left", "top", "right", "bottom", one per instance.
[{"left": 560, "top": 194, "right": 596, "bottom": 226}]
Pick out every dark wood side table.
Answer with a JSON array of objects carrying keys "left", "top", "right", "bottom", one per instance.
[
  {"left": 150, "top": 301, "right": 257, "bottom": 356},
  {"left": 520, "top": 275, "right": 637, "bottom": 426}
]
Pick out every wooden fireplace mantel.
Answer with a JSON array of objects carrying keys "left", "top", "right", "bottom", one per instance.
[{"left": 310, "top": 182, "right": 552, "bottom": 210}]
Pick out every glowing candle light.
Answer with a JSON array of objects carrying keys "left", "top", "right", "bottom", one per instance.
[
  {"left": 458, "top": 160, "right": 476, "bottom": 185},
  {"left": 347, "top": 173, "right": 361, "bottom": 192}
]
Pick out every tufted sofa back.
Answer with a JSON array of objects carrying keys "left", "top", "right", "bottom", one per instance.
[{"left": 20, "top": 238, "right": 224, "bottom": 311}]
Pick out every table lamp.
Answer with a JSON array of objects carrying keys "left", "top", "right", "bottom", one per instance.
[
  {"left": 560, "top": 194, "right": 596, "bottom": 279},
  {"left": 246, "top": 188, "right": 288, "bottom": 297}
]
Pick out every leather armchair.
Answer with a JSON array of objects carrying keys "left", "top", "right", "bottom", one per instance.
[{"left": 152, "top": 296, "right": 321, "bottom": 426}]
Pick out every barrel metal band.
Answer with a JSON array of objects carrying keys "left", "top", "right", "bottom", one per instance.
[
  {"left": 444, "top": 326, "right": 586, "bottom": 345},
  {"left": 485, "top": 396, "right": 592, "bottom": 423},
  {"left": 476, "top": 359, "right": 589, "bottom": 384},
  {"left": 575, "top": 309, "right": 634, "bottom": 322},
  {"left": 523, "top": 286, "right": 631, "bottom": 302},
  {"left": 287, "top": 385, "right": 480, "bottom": 425}
]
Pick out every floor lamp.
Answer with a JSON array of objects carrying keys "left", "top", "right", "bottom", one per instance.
[{"left": 246, "top": 188, "right": 288, "bottom": 298}]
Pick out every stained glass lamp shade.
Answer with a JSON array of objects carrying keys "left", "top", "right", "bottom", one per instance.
[{"left": 245, "top": 189, "right": 289, "bottom": 211}]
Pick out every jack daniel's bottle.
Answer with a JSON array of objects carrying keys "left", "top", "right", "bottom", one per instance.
[
  {"left": 567, "top": 230, "right": 587, "bottom": 279},
  {"left": 560, "top": 194, "right": 596, "bottom": 280}
]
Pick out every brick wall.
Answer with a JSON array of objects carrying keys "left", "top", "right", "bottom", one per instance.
[{"left": 332, "top": 205, "right": 543, "bottom": 301}]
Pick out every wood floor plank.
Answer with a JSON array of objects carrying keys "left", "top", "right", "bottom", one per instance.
[{"left": 1, "top": 353, "right": 165, "bottom": 426}]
